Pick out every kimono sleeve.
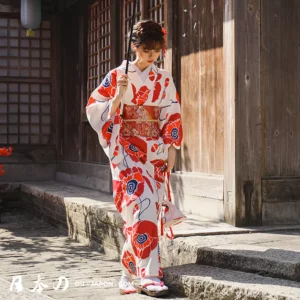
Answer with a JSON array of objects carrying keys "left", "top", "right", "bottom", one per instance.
[
  {"left": 86, "top": 69, "right": 118, "bottom": 149},
  {"left": 159, "top": 76, "right": 183, "bottom": 152}
]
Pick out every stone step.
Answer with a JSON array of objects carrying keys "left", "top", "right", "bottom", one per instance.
[
  {"left": 161, "top": 232, "right": 300, "bottom": 282},
  {"left": 163, "top": 264, "right": 300, "bottom": 300},
  {"left": 5, "top": 181, "right": 300, "bottom": 285}
]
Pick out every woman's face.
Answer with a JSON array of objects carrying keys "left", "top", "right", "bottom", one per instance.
[{"left": 134, "top": 42, "right": 161, "bottom": 66}]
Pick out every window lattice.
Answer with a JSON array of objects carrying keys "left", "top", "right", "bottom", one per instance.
[
  {"left": 0, "top": 18, "right": 52, "bottom": 145},
  {"left": 149, "top": 0, "right": 164, "bottom": 68},
  {"left": 0, "top": 82, "right": 51, "bottom": 145},
  {"left": 0, "top": 18, "right": 51, "bottom": 78},
  {"left": 88, "top": 0, "right": 111, "bottom": 96},
  {"left": 123, "top": 0, "right": 142, "bottom": 61}
]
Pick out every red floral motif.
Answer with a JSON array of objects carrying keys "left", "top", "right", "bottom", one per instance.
[
  {"left": 143, "top": 175, "right": 154, "bottom": 193},
  {"left": 0, "top": 147, "right": 12, "bottom": 176},
  {"left": 158, "top": 267, "right": 163, "bottom": 277},
  {"left": 164, "top": 78, "right": 170, "bottom": 88},
  {"left": 156, "top": 202, "right": 160, "bottom": 215},
  {"left": 123, "top": 225, "right": 133, "bottom": 239},
  {"left": 0, "top": 147, "right": 12, "bottom": 157},
  {"left": 117, "top": 167, "right": 144, "bottom": 206},
  {"left": 132, "top": 220, "right": 158, "bottom": 259},
  {"left": 122, "top": 251, "right": 137, "bottom": 275},
  {"left": 176, "top": 91, "right": 181, "bottom": 104},
  {"left": 113, "top": 180, "right": 123, "bottom": 213},
  {"left": 120, "top": 136, "right": 147, "bottom": 164},
  {"left": 162, "top": 113, "right": 183, "bottom": 147},
  {"left": 98, "top": 70, "right": 117, "bottom": 98},
  {"left": 86, "top": 96, "right": 96, "bottom": 107},
  {"left": 136, "top": 267, "right": 146, "bottom": 277},
  {"left": 102, "top": 120, "right": 113, "bottom": 144},
  {"left": 133, "top": 204, "right": 139, "bottom": 215},
  {"left": 149, "top": 70, "right": 155, "bottom": 81},
  {"left": 151, "top": 144, "right": 159, "bottom": 152},
  {"left": 150, "top": 159, "right": 166, "bottom": 183},
  {"left": 151, "top": 74, "right": 163, "bottom": 103},
  {"left": 131, "top": 84, "right": 151, "bottom": 105}
]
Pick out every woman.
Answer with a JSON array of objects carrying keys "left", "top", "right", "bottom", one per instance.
[{"left": 86, "top": 20, "right": 183, "bottom": 297}]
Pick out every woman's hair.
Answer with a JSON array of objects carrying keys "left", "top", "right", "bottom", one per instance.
[{"left": 129, "top": 20, "right": 165, "bottom": 50}]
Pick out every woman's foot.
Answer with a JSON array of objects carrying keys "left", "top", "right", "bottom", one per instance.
[
  {"left": 119, "top": 274, "right": 137, "bottom": 295},
  {"left": 136, "top": 276, "right": 169, "bottom": 296}
]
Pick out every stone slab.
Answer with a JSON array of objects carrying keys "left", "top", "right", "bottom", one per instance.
[
  {"left": 163, "top": 264, "right": 300, "bottom": 300},
  {"left": 161, "top": 230, "right": 300, "bottom": 282},
  {"left": 56, "top": 160, "right": 112, "bottom": 193}
]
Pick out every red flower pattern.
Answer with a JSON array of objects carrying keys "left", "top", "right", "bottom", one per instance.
[
  {"left": 132, "top": 220, "right": 158, "bottom": 259},
  {"left": 131, "top": 84, "right": 151, "bottom": 105},
  {"left": 162, "top": 113, "right": 183, "bottom": 147},
  {"left": 122, "top": 251, "right": 137, "bottom": 275},
  {"left": 150, "top": 159, "right": 166, "bottom": 183},
  {"left": 120, "top": 136, "right": 147, "bottom": 164},
  {"left": 118, "top": 167, "right": 145, "bottom": 206},
  {"left": 97, "top": 69, "right": 117, "bottom": 98}
]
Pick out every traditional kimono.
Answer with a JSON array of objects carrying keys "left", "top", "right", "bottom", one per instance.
[{"left": 86, "top": 60, "right": 183, "bottom": 278}]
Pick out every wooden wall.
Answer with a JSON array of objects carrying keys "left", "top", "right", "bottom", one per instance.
[
  {"left": 262, "top": 0, "right": 300, "bottom": 177},
  {"left": 224, "top": 0, "right": 300, "bottom": 226},
  {"left": 177, "top": 0, "right": 224, "bottom": 174}
]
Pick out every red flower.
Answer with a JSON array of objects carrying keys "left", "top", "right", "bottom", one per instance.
[
  {"left": 0, "top": 147, "right": 12, "bottom": 157},
  {"left": 0, "top": 147, "right": 12, "bottom": 176},
  {"left": 102, "top": 120, "right": 113, "bottom": 144},
  {"left": 113, "top": 180, "right": 123, "bottom": 213},
  {"left": 120, "top": 136, "right": 147, "bottom": 164},
  {"left": 150, "top": 159, "right": 166, "bottom": 183},
  {"left": 132, "top": 220, "right": 158, "bottom": 259},
  {"left": 118, "top": 167, "right": 144, "bottom": 206},
  {"left": 122, "top": 251, "right": 137, "bottom": 275},
  {"left": 86, "top": 96, "right": 96, "bottom": 107},
  {"left": 151, "top": 74, "right": 162, "bottom": 103},
  {"left": 131, "top": 85, "right": 151, "bottom": 105},
  {"left": 149, "top": 70, "right": 155, "bottom": 81},
  {"left": 98, "top": 70, "right": 117, "bottom": 98},
  {"left": 0, "top": 165, "right": 5, "bottom": 176},
  {"left": 162, "top": 113, "right": 183, "bottom": 147}
]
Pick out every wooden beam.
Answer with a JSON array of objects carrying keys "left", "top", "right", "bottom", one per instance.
[
  {"left": 223, "top": 0, "right": 236, "bottom": 225},
  {"left": 111, "top": 0, "right": 122, "bottom": 67},
  {"left": 224, "top": 0, "right": 262, "bottom": 226},
  {"left": 51, "top": 13, "right": 63, "bottom": 159}
]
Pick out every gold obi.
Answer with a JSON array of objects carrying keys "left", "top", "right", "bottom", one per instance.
[{"left": 120, "top": 104, "right": 160, "bottom": 138}]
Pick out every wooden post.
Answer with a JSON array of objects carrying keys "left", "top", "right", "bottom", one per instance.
[
  {"left": 224, "top": 0, "right": 262, "bottom": 226},
  {"left": 51, "top": 13, "right": 63, "bottom": 159}
]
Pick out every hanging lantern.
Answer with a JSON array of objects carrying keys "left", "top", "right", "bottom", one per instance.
[{"left": 21, "top": 0, "right": 41, "bottom": 37}]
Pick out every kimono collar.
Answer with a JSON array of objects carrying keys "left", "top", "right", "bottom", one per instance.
[{"left": 120, "top": 60, "right": 159, "bottom": 81}]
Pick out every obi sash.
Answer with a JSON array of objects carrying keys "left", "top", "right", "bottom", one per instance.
[{"left": 120, "top": 104, "right": 160, "bottom": 138}]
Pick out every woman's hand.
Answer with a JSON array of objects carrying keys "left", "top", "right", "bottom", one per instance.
[
  {"left": 165, "top": 145, "right": 177, "bottom": 172},
  {"left": 116, "top": 74, "right": 129, "bottom": 97}
]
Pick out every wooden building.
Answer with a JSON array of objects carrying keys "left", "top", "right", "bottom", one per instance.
[{"left": 0, "top": 0, "right": 299, "bottom": 226}]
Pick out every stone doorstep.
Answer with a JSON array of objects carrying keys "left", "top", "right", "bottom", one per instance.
[
  {"left": 160, "top": 233, "right": 300, "bottom": 283},
  {"left": 163, "top": 264, "right": 300, "bottom": 300}
]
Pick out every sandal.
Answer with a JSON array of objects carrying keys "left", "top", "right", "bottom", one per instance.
[{"left": 135, "top": 279, "right": 169, "bottom": 297}]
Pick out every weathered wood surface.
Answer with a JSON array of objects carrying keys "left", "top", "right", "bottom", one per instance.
[
  {"left": 262, "top": 178, "right": 300, "bottom": 203},
  {"left": 179, "top": 0, "right": 224, "bottom": 174},
  {"left": 223, "top": 0, "right": 236, "bottom": 225},
  {"left": 235, "top": 0, "right": 262, "bottom": 225},
  {"left": 262, "top": 0, "right": 300, "bottom": 177}
]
